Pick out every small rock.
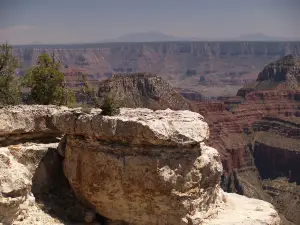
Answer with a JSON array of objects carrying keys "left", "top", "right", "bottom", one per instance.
[
  {"left": 27, "top": 195, "right": 35, "bottom": 206},
  {"left": 84, "top": 211, "right": 96, "bottom": 223}
]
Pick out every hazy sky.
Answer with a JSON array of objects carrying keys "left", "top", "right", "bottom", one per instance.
[{"left": 0, "top": 0, "right": 299, "bottom": 44}]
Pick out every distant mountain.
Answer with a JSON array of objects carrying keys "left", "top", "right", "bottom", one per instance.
[
  {"left": 29, "top": 41, "right": 44, "bottom": 45},
  {"left": 101, "top": 31, "right": 182, "bottom": 43},
  {"left": 100, "top": 31, "right": 299, "bottom": 43},
  {"left": 237, "top": 33, "right": 299, "bottom": 41},
  {"left": 15, "top": 32, "right": 299, "bottom": 46}
]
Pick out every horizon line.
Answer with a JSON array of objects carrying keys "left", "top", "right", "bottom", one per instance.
[{"left": 10, "top": 40, "right": 300, "bottom": 47}]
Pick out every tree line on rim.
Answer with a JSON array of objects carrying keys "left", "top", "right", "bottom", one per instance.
[{"left": 0, "top": 43, "right": 119, "bottom": 116}]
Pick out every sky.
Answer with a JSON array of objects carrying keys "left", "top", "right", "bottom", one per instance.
[{"left": 0, "top": 0, "right": 299, "bottom": 44}]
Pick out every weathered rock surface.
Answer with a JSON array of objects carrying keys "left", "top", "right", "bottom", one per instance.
[
  {"left": 0, "top": 106, "right": 97, "bottom": 224},
  {"left": 8, "top": 143, "right": 59, "bottom": 175},
  {"left": 0, "top": 105, "right": 282, "bottom": 224},
  {"left": 0, "top": 142, "right": 69, "bottom": 225},
  {"left": 256, "top": 54, "right": 300, "bottom": 86},
  {"left": 53, "top": 107, "right": 280, "bottom": 225},
  {"left": 0, "top": 105, "right": 62, "bottom": 145},
  {"left": 0, "top": 147, "right": 31, "bottom": 224},
  {"left": 54, "top": 108, "right": 208, "bottom": 146},
  {"left": 0, "top": 142, "right": 97, "bottom": 225},
  {"left": 204, "top": 192, "right": 281, "bottom": 225}
]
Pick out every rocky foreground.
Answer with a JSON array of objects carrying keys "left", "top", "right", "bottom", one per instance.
[{"left": 0, "top": 105, "right": 280, "bottom": 224}]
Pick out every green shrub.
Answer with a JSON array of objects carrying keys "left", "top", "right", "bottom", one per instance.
[
  {"left": 0, "top": 43, "right": 21, "bottom": 105},
  {"left": 101, "top": 95, "right": 120, "bottom": 116},
  {"left": 22, "top": 53, "right": 75, "bottom": 106}
]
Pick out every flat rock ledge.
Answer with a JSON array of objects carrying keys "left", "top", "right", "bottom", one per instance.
[
  {"left": 53, "top": 107, "right": 209, "bottom": 147},
  {"left": 0, "top": 105, "right": 281, "bottom": 225}
]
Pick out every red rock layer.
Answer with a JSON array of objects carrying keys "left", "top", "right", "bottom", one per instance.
[
  {"left": 233, "top": 90, "right": 300, "bottom": 126},
  {"left": 194, "top": 102, "right": 251, "bottom": 174}
]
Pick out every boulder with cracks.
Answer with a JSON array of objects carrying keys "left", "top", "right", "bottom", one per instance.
[
  {"left": 0, "top": 105, "right": 281, "bottom": 224},
  {"left": 54, "top": 107, "right": 281, "bottom": 225}
]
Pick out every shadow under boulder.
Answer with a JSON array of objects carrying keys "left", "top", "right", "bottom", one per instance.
[{"left": 31, "top": 147, "right": 99, "bottom": 224}]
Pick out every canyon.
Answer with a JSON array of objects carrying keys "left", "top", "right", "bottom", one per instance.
[
  {"left": 198, "top": 55, "right": 300, "bottom": 225},
  {"left": 3, "top": 42, "right": 300, "bottom": 224},
  {"left": 13, "top": 41, "right": 300, "bottom": 97}
]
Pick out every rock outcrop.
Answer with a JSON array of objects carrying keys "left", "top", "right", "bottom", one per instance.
[
  {"left": 97, "top": 73, "right": 194, "bottom": 111},
  {"left": 53, "top": 107, "right": 280, "bottom": 225},
  {"left": 0, "top": 146, "right": 32, "bottom": 224},
  {"left": 0, "top": 105, "right": 62, "bottom": 146},
  {"left": 256, "top": 54, "right": 300, "bottom": 86},
  {"left": 88, "top": 56, "right": 300, "bottom": 224},
  {"left": 237, "top": 54, "right": 300, "bottom": 96},
  {"left": 0, "top": 143, "right": 65, "bottom": 225},
  {"left": 0, "top": 106, "right": 95, "bottom": 225},
  {"left": 0, "top": 105, "right": 281, "bottom": 224}
]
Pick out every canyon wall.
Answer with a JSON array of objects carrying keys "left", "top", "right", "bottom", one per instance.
[
  {"left": 228, "top": 55, "right": 300, "bottom": 224},
  {"left": 178, "top": 55, "right": 300, "bottom": 225},
  {"left": 13, "top": 42, "right": 300, "bottom": 95},
  {"left": 251, "top": 116, "right": 300, "bottom": 224},
  {"left": 192, "top": 91, "right": 300, "bottom": 224}
]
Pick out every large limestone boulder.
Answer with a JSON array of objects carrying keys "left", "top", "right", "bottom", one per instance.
[
  {"left": 53, "top": 107, "right": 281, "bottom": 225},
  {"left": 0, "top": 105, "right": 282, "bottom": 224}
]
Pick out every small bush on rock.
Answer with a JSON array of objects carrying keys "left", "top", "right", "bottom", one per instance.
[{"left": 101, "top": 95, "right": 120, "bottom": 116}]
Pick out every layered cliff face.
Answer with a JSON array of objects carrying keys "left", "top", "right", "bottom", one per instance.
[
  {"left": 237, "top": 54, "right": 300, "bottom": 96},
  {"left": 0, "top": 105, "right": 281, "bottom": 225},
  {"left": 97, "top": 73, "right": 194, "bottom": 110},
  {"left": 166, "top": 55, "right": 300, "bottom": 224},
  {"left": 229, "top": 55, "right": 300, "bottom": 224},
  {"left": 194, "top": 102, "right": 272, "bottom": 204},
  {"left": 13, "top": 42, "right": 300, "bottom": 94},
  {"left": 251, "top": 116, "right": 300, "bottom": 224},
  {"left": 256, "top": 54, "right": 300, "bottom": 88}
]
